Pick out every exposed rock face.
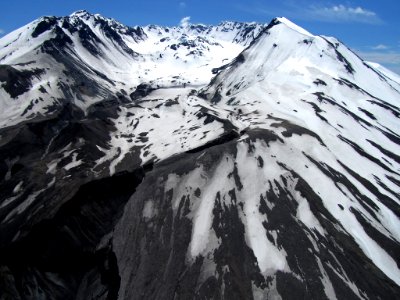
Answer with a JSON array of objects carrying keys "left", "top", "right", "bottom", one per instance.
[{"left": 0, "top": 12, "right": 399, "bottom": 300}]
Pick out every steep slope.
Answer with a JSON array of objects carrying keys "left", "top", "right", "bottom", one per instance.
[
  {"left": 0, "top": 13, "right": 399, "bottom": 300},
  {"left": 196, "top": 15, "right": 400, "bottom": 292}
]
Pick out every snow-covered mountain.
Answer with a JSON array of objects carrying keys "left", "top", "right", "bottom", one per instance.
[
  {"left": 0, "top": 10, "right": 264, "bottom": 129},
  {"left": 0, "top": 11, "right": 399, "bottom": 300}
]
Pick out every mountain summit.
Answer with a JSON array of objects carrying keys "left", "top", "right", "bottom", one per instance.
[{"left": 0, "top": 12, "right": 399, "bottom": 300}]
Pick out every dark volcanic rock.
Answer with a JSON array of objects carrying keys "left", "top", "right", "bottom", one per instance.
[
  {"left": 130, "top": 83, "right": 155, "bottom": 100},
  {"left": 32, "top": 17, "right": 58, "bottom": 38},
  {"left": 0, "top": 65, "right": 45, "bottom": 98}
]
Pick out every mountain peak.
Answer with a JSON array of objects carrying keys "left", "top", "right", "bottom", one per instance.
[
  {"left": 70, "top": 9, "right": 91, "bottom": 17},
  {"left": 276, "top": 17, "right": 314, "bottom": 36}
]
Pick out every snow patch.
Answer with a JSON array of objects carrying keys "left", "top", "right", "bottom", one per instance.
[
  {"left": 189, "top": 156, "right": 235, "bottom": 257},
  {"left": 64, "top": 152, "right": 83, "bottom": 171}
]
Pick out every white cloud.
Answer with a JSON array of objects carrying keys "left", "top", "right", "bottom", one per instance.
[
  {"left": 0, "top": 29, "right": 4, "bottom": 35},
  {"left": 372, "top": 44, "right": 389, "bottom": 50},
  {"left": 356, "top": 50, "right": 400, "bottom": 74},
  {"left": 331, "top": 5, "right": 375, "bottom": 17},
  {"left": 358, "top": 51, "right": 400, "bottom": 65},
  {"left": 309, "top": 4, "right": 381, "bottom": 24},
  {"left": 180, "top": 16, "right": 191, "bottom": 28},
  {"left": 179, "top": 2, "right": 186, "bottom": 8},
  {"left": 235, "top": 2, "right": 381, "bottom": 24}
]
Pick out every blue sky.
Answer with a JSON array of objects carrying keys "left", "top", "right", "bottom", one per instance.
[{"left": 1, "top": 0, "right": 399, "bottom": 73}]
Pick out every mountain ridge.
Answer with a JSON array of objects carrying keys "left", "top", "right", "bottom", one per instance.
[{"left": 0, "top": 11, "right": 267, "bottom": 129}]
